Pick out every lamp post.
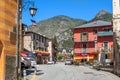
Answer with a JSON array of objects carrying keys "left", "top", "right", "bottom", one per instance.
[{"left": 16, "top": 0, "right": 37, "bottom": 79}]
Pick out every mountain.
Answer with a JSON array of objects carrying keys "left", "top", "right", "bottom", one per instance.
[
  {"left": 28, "top": 10, "right": 112, "bottom": 48},
  {"left": 91, "top": 10, "right": 112, "bottom": 22},
  {"left": 28, "top": 15, "right": 87, "bottom": 48},
  {"left": 29, "top": 15, "right": 86, "bottom": 38}
]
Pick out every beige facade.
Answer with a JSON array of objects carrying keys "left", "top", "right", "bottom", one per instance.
[
  {"left": 113, "top": 0, "right": 120, "bottom": 32},
  {"left": 113, "top": 0, "right": 120, "bottom": 75},
  {"left": 24, "top": 31, "right": 53, "bottom": 60},
  {"left": 48, "top": 41, "right": 53, "bottom": 61}
]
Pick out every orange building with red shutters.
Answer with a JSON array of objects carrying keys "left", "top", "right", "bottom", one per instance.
[
  {"left": 0, "top": 0, "right": 17, "bottom": 80},
  {"left": 73, "top": 20, "right": 113, "bottom": 63}
]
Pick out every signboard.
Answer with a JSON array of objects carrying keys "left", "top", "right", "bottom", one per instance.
[{"left": 81, "top": 53, "right": 88, "bottom": 56}]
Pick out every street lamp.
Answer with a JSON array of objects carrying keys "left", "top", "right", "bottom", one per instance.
[
  {"left": 16, "top": 0, "right": 37, "bottom": 79},
  {"left": 29, "top": 6, "right": 37, "bottom": 17}
]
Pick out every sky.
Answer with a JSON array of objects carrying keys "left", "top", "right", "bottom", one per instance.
[{"left": 22, "top": 0, "right": 112, "bottom": 26}]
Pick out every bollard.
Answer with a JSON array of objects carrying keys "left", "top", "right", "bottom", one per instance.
[
  {"left": 23, "top": 69, "right": 26, "bottom": 80},
  {"left": 35, "top": 65, "right": 37, "bottom": 75}
]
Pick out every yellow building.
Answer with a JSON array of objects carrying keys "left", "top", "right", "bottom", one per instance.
[{"left": 0, "top": 0, "right": 17, "bottom": 80}]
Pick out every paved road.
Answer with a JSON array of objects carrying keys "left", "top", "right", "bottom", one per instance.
[{"left": 26, "top": 62, "right": 120, "bottom": 80}]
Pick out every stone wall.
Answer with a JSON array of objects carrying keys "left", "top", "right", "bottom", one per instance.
[
  {"left": 113, "top": 32, "right": 120, "bottom": 75},
  {"left": 5, "top": 56, "right": 17, "bottom": 80}
]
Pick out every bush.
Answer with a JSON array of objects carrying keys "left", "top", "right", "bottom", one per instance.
[
  {"left": 73, "top": 61, "right": 79, "bottom": 65},
  {"left": 57, "top": 53, "right": 63, "bottom": 60}
]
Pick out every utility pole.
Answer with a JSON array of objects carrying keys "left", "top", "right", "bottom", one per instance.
[
  {"left": 16, "top": 0, "right": 21, "bottom": 79},
  {"left": 16, "top": 0, "right": 37, "bottom": 79}
]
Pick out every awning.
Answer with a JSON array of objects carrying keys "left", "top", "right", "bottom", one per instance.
[
  {"left": 74, "top": 55, "right": 94, "bottom": 60},
  {"left": 20, "top": 52, "right": 27, "bottom": 57},
  {"left": 35, "top": 50, "right": 50, "bottom": 56}
]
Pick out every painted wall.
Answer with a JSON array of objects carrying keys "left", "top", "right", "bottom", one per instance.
[
  {"left": 74, "top": 26, "right": 112, "bottom": 54},
  {"left": 73, "top": 25, "right": 113, "bottom": 62},
  {"left": 0, "top": 0, "right": 17, "bottom": 80},
  {"left": 97, "top": 36, "right": 113, "bottom": 51}
]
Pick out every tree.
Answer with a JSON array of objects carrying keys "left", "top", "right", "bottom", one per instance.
[
  {"left": 57, "top": 53, "right": 63, "bottom": 60},
  {"left": 52, "top": 36, "right": 58, "bottom": 48},
  {"left": 68, "top": 53, "right": 73, "bottom": 58}
]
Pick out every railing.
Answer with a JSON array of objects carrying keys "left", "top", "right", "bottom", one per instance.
[{"left": 74, "top": 38, "right": 95, "bottom": 42}]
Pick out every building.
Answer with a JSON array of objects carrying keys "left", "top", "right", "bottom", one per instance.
[
  {"left": 24, "top": 31, "right": 52, "bottom": 64},
  {"left": 112, "top": 0, "right": 120, "bottom": 75},
  {"left": 73, "top": 20, "right": 113, "bottom": 64},
  {"left": 0, "top": 0, "right": 17, "bottom": 80}
]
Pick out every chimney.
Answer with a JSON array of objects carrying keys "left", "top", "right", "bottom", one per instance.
[{"left": 93, "top": 20, "right": 97, "bottom": 24}]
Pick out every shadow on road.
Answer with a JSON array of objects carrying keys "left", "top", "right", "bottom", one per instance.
[
  {"left": 26, "top": 69, "right": 35, "bottom": 75},
  {"left": 26, "top": 69, "right": 43, "bottom": 75},
  {"left": 36, "top": 72, "right": 44, "bottom": 75}
]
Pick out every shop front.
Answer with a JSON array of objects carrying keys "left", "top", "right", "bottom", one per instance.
[
  {"left": 35, "top": 51, "right": 50, "bottom": 64},
  {"left": 74, "top": 53, "right": 98, "bottom": 64}
]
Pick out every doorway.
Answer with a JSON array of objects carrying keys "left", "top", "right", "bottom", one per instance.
[
  {"left": 104, "top": 42, "right": 108, "bottom": 52},
  {"left": 0, "top": 40, "right": 3, "bottom": 78}
]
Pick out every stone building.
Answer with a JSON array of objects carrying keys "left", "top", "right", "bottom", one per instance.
[
  {"left": 113, "top": 0, "right": 120, "bottom": 75},
  {"left": 24, "top": 31, "right": 53, "bottom": 63},
  {"left": 0, "top": 0, "right": 17, "bottom": 80}
]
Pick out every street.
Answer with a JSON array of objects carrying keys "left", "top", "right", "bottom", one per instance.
[{"left": 26, "top": 62, "right": 120, "bottom": 80}]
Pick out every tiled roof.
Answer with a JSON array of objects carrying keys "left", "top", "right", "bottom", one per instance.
[
  {"left": 97, "top": 31, "right": 113, "bottom": 36},
  {"left": 75, "top": 20, "right": 112, "bottom": 28}
]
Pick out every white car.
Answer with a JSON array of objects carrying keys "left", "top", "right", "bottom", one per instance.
[
  {"left": 47, "top": 61, "right": 54, "bottom": 65},
  {"left": 25, "top": 57, "right": 37, "bottom": 67},
  {"left": 65, "top": 59, "right": 73, "bottom": 65}
]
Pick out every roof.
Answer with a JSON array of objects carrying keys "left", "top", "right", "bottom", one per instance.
[
  {"left": 97, "top": 31, "right": 113, "bottom": 36},
  {"left": 75, "top": 20, "right": 112, "bottom": 28}
]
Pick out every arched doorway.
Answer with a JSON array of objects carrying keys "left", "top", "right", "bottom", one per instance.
[{"left": 0, "top": 40, "right": 3, "bottom": 78}]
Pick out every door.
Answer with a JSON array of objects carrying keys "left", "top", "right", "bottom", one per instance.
[{"left": 0, "top": 40, "right": 3, "bottom": 79}]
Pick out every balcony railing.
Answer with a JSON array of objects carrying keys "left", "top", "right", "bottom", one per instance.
[{"left": 74, "top": 38, "right": 95, "bottom": 42}]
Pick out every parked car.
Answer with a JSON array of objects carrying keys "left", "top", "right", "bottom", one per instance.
[
  {"left": 65, "top": 59, "right": 73, "bottom": 65},
  {"left": 25, "top": 57, "right": 37, "bottom": 67},
  {"left": 21, "top": 57, "right": 31, "bottom": 69}
]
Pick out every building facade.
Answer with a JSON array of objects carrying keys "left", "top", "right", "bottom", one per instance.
[
  {"left": 73, "top": 20, "right": 113, "bottom": 64},
  {"left": 113, "top": 0, "right": 120, "bottom": 75},
  {"left": 0, "top": 0, "right": 17, "bottom": 80},
  {"left": 24, "top": 31, "right": 52, "bottom": 63}
]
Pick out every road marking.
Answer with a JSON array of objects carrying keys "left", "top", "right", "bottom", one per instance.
[{"left": 31, "top": 73, "right": 36, "bottom": 80}]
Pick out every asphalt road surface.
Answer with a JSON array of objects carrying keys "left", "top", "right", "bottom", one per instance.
[{"left": 26, "top": 62, "right": 120, "bottom": 80}]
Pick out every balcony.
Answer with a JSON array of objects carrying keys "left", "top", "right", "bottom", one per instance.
[
  {"left": 97, "top": 31, "right": 113, "bottom": 37},
  {"left": 74, "top": 38, "right": 95, "bottom": 42}
]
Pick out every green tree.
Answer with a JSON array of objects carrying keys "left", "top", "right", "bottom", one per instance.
[
  {"left": 68, "top": 53, "right": 73, "bottom": 58},
  {"left": 57, "top": 53, "right": 63, "bottom": 60},
  {"left": 52, "top": 36, "right": 58, "bottom": 48}
]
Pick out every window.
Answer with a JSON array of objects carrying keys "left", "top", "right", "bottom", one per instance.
[
  {"left": 33, "top": 34, "right": 35, "bottom": 40},
  {"left": 81, "top": 32, "right": 88, "bottom": 41},
  {"left": 42, "top": 37, "right": 44, "bottom": 43},
  {"left": 13, "top": 26, "right": 16, "bottom": 32},
  {"left": 33, "top": 46, "right": 36, "bottom": 50},
  {"left": 93, "top": 28, "right": 98, "bottom": 34},
  {"left": 82, "top": 44, "right": 87, "bottom": 52}
]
